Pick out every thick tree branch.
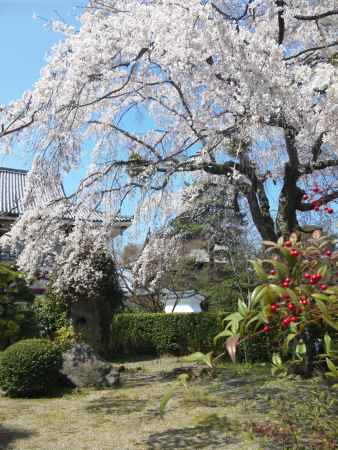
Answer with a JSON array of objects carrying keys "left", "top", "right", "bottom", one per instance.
[
  {"left": 295, "top": 10, "right": 338, "bottom": 21},
  {"left": 312, "top": 132, "right": 325, "bottom": 162},
  {"left": 300, "top": 159, "right": 338, "bottom": 174}
]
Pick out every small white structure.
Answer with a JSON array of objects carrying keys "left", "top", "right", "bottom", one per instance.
[{"left": 163, "top": 289, "right": 204, "bottom": 313}]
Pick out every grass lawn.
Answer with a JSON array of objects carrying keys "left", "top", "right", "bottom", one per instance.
[{"left": 0, "top": 356, "right": 337, "bottom": 450}]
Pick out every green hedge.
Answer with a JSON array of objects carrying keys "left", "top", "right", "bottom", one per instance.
[{"left": 111, "top": 313, "right": 272, "bottom": 362}]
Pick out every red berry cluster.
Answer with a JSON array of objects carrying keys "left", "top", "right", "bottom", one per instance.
[
  {"left": 302, "top": 186, "right": 334, "bottom": 214},
  {"left": 260, "top": 233, "right": 335, "bottom": 335}
]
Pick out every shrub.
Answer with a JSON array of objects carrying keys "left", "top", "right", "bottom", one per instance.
[
  {"left": 54, "top": 325, "right": 78, "bottom": 351},
  {"left": 0, "top": 338, "right": 63, "bottom": 397},
  {"left": 221, "top": 231, "right": 338, "bottom": 377},
  {"left": 111, "top": 312, "right": 272, "bottom": 361},
  {"left": 32, "top": 296, "right": 69, "bottom": 339},
  {"left": 0, "top": 263, "right": 35, "bottom": 350}
]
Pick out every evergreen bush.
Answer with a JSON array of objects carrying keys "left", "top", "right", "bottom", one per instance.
[{"left": 0, "top": 338, "right": 62, "bottom": 397}]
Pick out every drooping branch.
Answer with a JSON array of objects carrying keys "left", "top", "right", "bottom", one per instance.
[
  {"left": 276, "top": 0, "right": 285, "bottom": 45},
  {"left": 284, "top": 40, "right": 338, "bottom": 60},
  {"left": 298, "top": 191, "right": 338, "bottom": 211},
  {"left": 295, "top": 10, "right": 338, "bottom": 21}
]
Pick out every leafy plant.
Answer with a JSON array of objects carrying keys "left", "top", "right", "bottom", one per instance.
[
  {"left": 32, "top": 295, "right": 69, "bottom": 339},
  {"left": 220, "top": 231, "right": 338, "bottom": 377}
]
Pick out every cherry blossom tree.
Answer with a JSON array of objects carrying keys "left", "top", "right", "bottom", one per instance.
[{"left": 0, "top": 0, "right": 337, "bottom": 264}]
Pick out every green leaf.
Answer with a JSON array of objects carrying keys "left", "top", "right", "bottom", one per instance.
[
  {"left": 177, "top": 373, "right": 190, "bottom": 388},
  {"left": 205, "top": 352, "right": 214, "bottom": 369},
  {"left": 255, "top": 286, "right": 269, "bottom": 303},
  {"left": 312, "top": 293, "right": 330, "bottom": 302},
  {"left": 269, "top": 284, "right": 285, "bottom": 297},
  {"left": 237, "top": 299, "right": 248, "bottom": 316},
  {"left": 270, "top": 261, "right": 288, "bottom": 279},
  {"left": 214, "top": 328, "right": 233, "bottom": 343},
  {"left": 324, "top": 334, "right": 332, "bottom": 355},
  {"left": 250, "top": 285, "right": 265, "bottom": 305},
  {"left": 246, "top": 314, "right": 260, "bottom": 328},
  {"left": 279, "top": 247, "right": 294, "bottom": 266},
  {"left": 322, "top": 317, "right": 338, "bottom": 331},
  {"left": 283, "top": 333, "right": 297, "bottom": 351},
  {"left": 182, "top": 352, "right": 208, "bottom": 364},
  {"left": 326, "top": 358, "right": 338, "bottom": 377},
  {"left": 250, "top": 260, "right": 268, "bottom": 282},
  {"left": 318, "top": 265, "right": 329, "bottom": 278},
  {"left": 225, "top": 312, "right": 244, "bottom": 321},
  {"left": 285, "top": 288, "right": 298, "bottom": 303},
  {"left": 277, "top": 236, "right": 284, "bottom": 246},
  {"left": 295, "top": 341, "right": 307, "bottom": 360},
  {"left": 272, "top": 353, "right": 283, "bottom": 367},
  {"left": 160, "top": 386, "right": 175, "bottom": 416},
  {"left": 315, "top": 299, "right": 328, "bottom": 316}
]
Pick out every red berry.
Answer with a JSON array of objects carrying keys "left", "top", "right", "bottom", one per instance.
[
  {"left": 282, "top": 293, "right": 290, "bottom": 300},
  {"left": 319, "top": 284, "right": 328, "bottom": 291},
  {"left": 285, "top": 240, "right": 292, "bottom": 247},
  {"left": 325, "top": 250, "right": 332, "bottom": 257},
  {"left": 314, "top": 273, "right": 322, "bottom": 281},
  {"left": 289, "top": 316, "right": 299, "bottom": 323},
  {"left": 312, "top": 186, "right": 321, "bottom": 194},
  {"left": 304, "top": 273, "right": 311, "bottom": 279},
  {"left": 262, "top": 325, "right": 270, "bottom": 333},
  {"left": 314, "top": 206, "right": 320, "bottom": 211},
  {"left": 326, "top": 207, "right": 333, "bottom": 214},
  {"left": 302, "top": 194, "right": 309, "bottom": 201},
  {"left": 282, "top": 317, "right": 290, "bottom": 327},
  {"left": 287, "top": 302, "right": 295, "bottom": 310},
  {"left": 300, "top": 298, "right": 308, "bottom": 306},
  {"left": 282, "top": 281, "right": 289, "bottom": 288},
  {"left": 271, "top": 303, "right": 279, "bottom": 313},
  {"left": 290, "top": 249, "right": 299, "bottom": 257},
  {"left": 269, "top": 269, "right": 277, "bottom": 275}
]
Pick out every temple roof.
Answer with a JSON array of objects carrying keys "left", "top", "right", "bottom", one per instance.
[
  {"left": 0, "top": 167, "right": 132, "bottom": 227},
  {"left": 0, "top": 167, "right": 28, "bottom": 216}
]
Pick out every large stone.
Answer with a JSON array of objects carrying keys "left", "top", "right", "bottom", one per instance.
[{"left": 61, "top": 343, "right": 120, "bottom": 388}]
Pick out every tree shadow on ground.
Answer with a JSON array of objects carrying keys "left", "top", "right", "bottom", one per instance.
[
  {"left": 85, "top": 396, "right": 146, "bottom": 415},
  {"left": 146, "top": 425, "right": 238, "bottom": 450},
  {"left": 123, "top": 372, "right": 170, "bottom": 388},
  {"left": 0, "top": 425, "right": 34, "bottom": 450}
]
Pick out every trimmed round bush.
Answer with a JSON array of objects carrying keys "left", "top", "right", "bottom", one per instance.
[{"left": 0, "top": 338, "right": 63, "bottom": 397}]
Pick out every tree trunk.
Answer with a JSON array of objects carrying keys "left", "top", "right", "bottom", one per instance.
[
  {"left": 70, "top": 298, "right": 113, "bottom": 359},
  {"left": 275, "top": 162, "right": 303, "bottom": 237}
]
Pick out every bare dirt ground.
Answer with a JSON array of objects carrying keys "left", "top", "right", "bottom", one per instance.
[{"left": 0, "top": 357, "right": 337, "bottom": 450}]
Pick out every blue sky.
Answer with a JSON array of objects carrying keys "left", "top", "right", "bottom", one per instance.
[{"left": 0, "top": 0, "right": 88, "bottom": 191}]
